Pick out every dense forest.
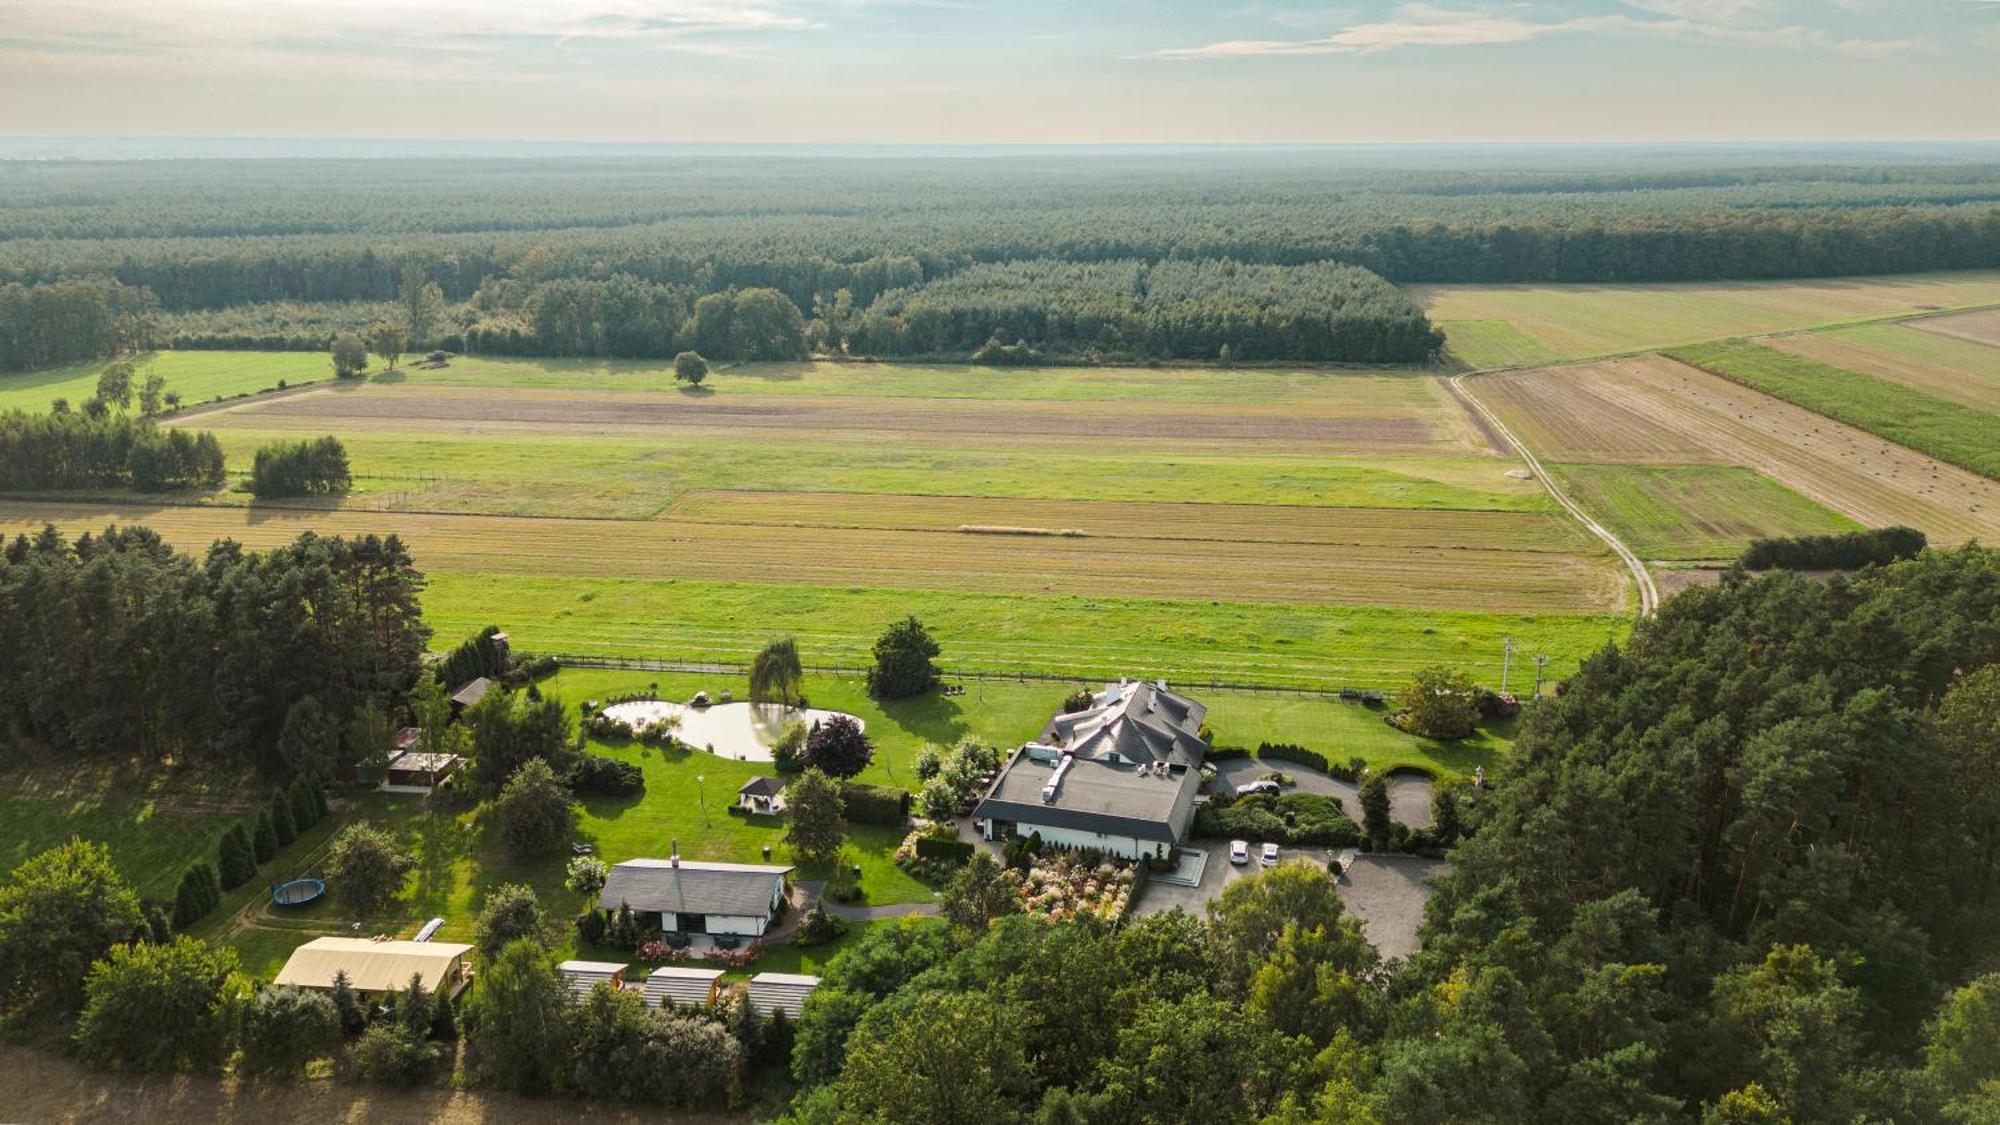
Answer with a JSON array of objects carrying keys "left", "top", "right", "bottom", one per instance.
[
  {"left": 4, "top": 152, "right": 2000, "bottom": 368},
  {"left": 777, "top": 547, "right": 2000, "bottom": 1123},
  {"left": 0, "top": 525, "right": 428, "bottom": 771}
]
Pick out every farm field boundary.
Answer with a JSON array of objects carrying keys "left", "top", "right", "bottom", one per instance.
[
  {"left": 1667, "top": 340, "right": 2000, "bottom": 480},
  {"left": 1478, "top": 356, "right": 2000, "bottom": 546}
]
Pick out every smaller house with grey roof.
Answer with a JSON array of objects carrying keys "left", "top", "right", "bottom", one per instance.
[
  {"left": 597, "top": 857, "right": 793, "bottom": 938},
  {"left": 973, "top": 681, "right": 1209, "bottom": 861}
]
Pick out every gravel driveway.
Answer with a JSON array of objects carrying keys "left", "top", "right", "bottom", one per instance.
[{"left": 1212, "top": 757, "right": 1435, "bottom": 829}]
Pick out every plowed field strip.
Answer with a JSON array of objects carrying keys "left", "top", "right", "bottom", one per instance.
[
  {"left": 1482, "top": 356, "right": 2000, "bottom": 545},
  {"left": 664, "top": 491, "right": 1597, "bottom": 552},
  {"left": 1909, "top": 308, "right": 2000, "bottom": 348},
  {"left": 224, "top": 385, "right": 1456, "bottom": 450},
  {"left": 0, "top": 500, "right": 1627, "bottom": 614}
]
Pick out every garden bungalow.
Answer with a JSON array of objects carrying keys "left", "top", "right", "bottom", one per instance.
[
  {"left": 450, "top": 676, "right": 494, "bottom": 713},
  {"left": 273, "top": 936, "right": 474, "bottom": 1000},
  {"left": 596, "top": 857, "right": 793, "bottom": 937},
  {"left": 558, "top": 960, "right": 629, "bottom": 1002},
  {"left": 382, "top": 749, "right": 462, "bottom": 790},
  {"left": 644, "top": 966, "right": 725, "bottom": 1009},
  {"left": 747, "top": 972, "right": 822, "bottom": 1018},
  {"left": 737, "top": 776, "right": 786, "bottom": 814}
]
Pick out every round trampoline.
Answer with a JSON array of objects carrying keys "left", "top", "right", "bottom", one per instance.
[{"left": 270, "top": 878, "right": 326, "bottom": 907}]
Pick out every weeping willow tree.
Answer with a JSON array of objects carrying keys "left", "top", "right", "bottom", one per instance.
[{"left": 749, "top": 637, "right": 803, "bottom": 707}]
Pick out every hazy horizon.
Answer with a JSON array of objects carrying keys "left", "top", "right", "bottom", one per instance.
[{"left": 3, "top": 1, "right": 1998, "bottom": 145}]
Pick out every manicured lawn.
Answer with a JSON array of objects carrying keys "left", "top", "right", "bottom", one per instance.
[
  {"left": 1550, "top": 463, "right": 1861, "bottom": 562},
  {"left": 1668, "top": 340, "right": 2000, "bottom": 480},
  {"left": 0, "top": 350, "right": 331, "bottom": 414}
]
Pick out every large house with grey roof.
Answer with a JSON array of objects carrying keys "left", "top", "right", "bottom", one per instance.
[
  {"left": 597, "top": 857, "right": 792, "bottom": 937},
  {"left": 973, "top": 681, "right": 1209, "bottom": 860}
]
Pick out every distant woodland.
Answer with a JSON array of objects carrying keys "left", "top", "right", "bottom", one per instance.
[{"left": 4, "top": 153, "right": 2000, "bottom": 369}]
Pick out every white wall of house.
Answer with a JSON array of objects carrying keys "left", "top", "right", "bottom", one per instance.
[
  {"left": 1002, "top": 822, "right": 1170, "bottom": 860},
  {"left": 665, "top": 912, "right": 768, "bottom": 936}
]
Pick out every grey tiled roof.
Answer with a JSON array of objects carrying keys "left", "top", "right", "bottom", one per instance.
[
  {"left": 738, "top": 776, "right": 786, "bottom": 798},
  {"left": 973, "top": 748, "right": 1199, "bottom": 844},
  {"left": 597, "top": 859, "right": 792, "bottom": 918},
  {"left": 1042, "top": 681, "right": 1208, "bottom": 768}
]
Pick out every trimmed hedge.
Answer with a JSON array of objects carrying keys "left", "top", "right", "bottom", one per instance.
[
  {"left": 913, "top": 836, "right": 975, "bottom": 865},
  {"left": 839, "top": 781, "right": 911, "bottom": 827},
  {"left": 1207, "top": 746, "right": 1251, "bottom": 761},
  {"left": 1256, "top": 741, "right": 1361, "bottom": 782},
  {"left": 572, "top": 755, "right": 644, "bottom": 797}
]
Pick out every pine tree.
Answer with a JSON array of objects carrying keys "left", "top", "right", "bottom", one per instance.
[
  {"left": 311, "top": 777, "right": 329, "bottom": 824},
  {"left": 289, "top": 778, "right": 317, "bottom": 830},
  {"left": 430, "top": 993, "right": 458, "bottom": 1042},
  {"left": 253, "top": 810, "right": 279, "bottom": 863},
  {"left": 270, "top": 790, "right": 297, "bottom": 847},
  {"left": 173, "top": 863, "right": 219, "bottom": 930},
  {"left": 330, "top": 969, "right": 366, "bottom": 1036},
  {"left": 217, "top": 824, "right": 257, "bottom": 890}
]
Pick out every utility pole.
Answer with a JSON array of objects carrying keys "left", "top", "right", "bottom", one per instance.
[
  {"left": 1534, "top": 654, "right": 1549, "bottom": 697},
  {"left": 1501, "top": 636, "right": 1514, "bottom": 695}
]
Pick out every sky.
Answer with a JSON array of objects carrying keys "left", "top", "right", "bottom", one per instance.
[{"left": 0, "top": 0, "right": 1997, "bottom": 144}]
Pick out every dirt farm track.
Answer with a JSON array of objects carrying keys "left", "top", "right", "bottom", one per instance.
[{"left": 1478, "top": 355, "right": 2000, "bottom": 546}]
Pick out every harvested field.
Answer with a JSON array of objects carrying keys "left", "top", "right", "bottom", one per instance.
[
  {"left": 1417, "top": 271, "right": 2000, "bottom": 368},
  {"left": 668, "top": 490, "right": 1599, "bottom": 553},
  {"left": 1909, "top": 307, "right": 2000, "bottom": 349},
  {"left": 1479, "top": 356, "right": 2000, "bottom": 545},
  {"left": 1768, "top": 325, "right": 2000, "bottom": 414},
  {"left": 1669, "top": 340, "right": 2000, "bottom": 479},
  {"left": 213, "top": 383, "right": 1462, "bottom": 452},
  {"left": 0, "top": 500, "right": 1628, "bottom": 614},
  {"left": 1548, "top": 464, "right": 1859, "bottom": 562}
]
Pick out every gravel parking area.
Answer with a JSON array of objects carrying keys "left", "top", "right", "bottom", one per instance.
[
  {"left": 1337, "top": 854, "right": 1448, "bottom": 962},
  {"left": 1212, "top": 757, "right": 1435, "bottom": 830}
]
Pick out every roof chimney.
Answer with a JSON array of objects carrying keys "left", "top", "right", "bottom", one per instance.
[{"left": 670, "top": 839, "right": 680, "bottom": 868}]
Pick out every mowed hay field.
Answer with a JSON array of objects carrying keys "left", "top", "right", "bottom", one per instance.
[
  {"left": 1767, "top": 323, "right": 2000, "bottom": 415},
  {"left": 1911, "top": 308, "right": 2000, "bottom": 348},
  {"left": 1416, "top": 271, "right": 2000, "bottom": 369},
  {"left": 1548, "top": 464, "right": 1860, "bottom": 562},
  {"left": 0, "top": 353, "right": 1632, "bottom": 688},
  {"left": 1478, "top": 355, "right": 2000, "bottom": 554}
]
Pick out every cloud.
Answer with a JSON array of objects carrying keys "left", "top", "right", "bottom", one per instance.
[
  {"left": 0, "top": 0, "right": 820, "bottom": 62},
  {"left": 1140, "top": 2, "right": 1930, "bottom": 60}
]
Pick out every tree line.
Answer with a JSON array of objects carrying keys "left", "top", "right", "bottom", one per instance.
[
  {"left": 0, "top": 278, "right": 157, "bottom": 371},
  {"left": 0, "top": 525, "right": 429, "bottom": 771},
  {"left": 0, "top": 409, "right": 223, "bottom": 491}
]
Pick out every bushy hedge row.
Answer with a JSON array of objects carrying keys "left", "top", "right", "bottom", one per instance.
[
  {"left": 1739, "top": 526, "right": 1927, "bottom": 571},
  {"left": 572, "top": 755, "right": 644, "bottom": 797},
  {"left": 1194, "top": 792, "right": 1361, "bottom": 848},
  {"left": 839, "top": 782, "right": 911, "bottom": 827},
  {"left": 439, "top": 625, "right": 507, "bottom": 690}
]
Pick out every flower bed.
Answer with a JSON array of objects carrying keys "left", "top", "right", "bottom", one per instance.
[
  {"left": 893, "top": 826, "right": 965, "bottom": 883},
  {"left": 1004, "top": 853, "right": 1135, "bottom": 924}
]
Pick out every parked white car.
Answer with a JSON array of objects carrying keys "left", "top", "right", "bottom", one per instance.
[
  {"left": 1260, "top": 842, "right": 1280, "bottom": 867},
  {"left": 1235, "top": 779, "right": 1281, "bottom": 797},
  {"left": 1229, "top": 839, "right": 1250, "bottom": 865}
]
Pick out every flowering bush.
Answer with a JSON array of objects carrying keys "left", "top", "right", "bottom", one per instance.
[
  {"left": 706, "top": 940, "right": 763, "bottom": 969},
  {"left": 642, "top": 939, "right": 697, "bottom": 964},
  {"left": 1003, "top": 853, "right": 1134, "bottom": 923},
  {"left": 893, "top": 827, "right": 963, "bottom": 883}
]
